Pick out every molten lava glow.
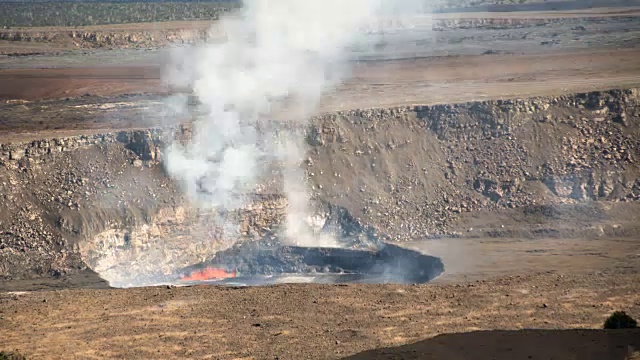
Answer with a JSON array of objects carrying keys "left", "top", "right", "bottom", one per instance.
[{"left": 181, "top": 268, "right": 237, "bottom": 281}]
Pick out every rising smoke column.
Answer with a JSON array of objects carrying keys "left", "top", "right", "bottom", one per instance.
[{"left": 163, "top": 0, "right": 429, "bottom": 246}]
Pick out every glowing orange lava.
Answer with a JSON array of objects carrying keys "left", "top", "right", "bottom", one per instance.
[{"left": 181, "top": 267, "right": 237, "bottom": 281}]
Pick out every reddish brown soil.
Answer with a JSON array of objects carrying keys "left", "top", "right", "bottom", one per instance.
[
  {"left": 0, "top": 66, "right": 162, "bottom": 100},
  {"left": 2, "top": 49, "right": 640, "bottom": 107},
  {"left": 1, "top": 272, "right": 639, "bottom": 359},
  {"left": 327, "top": 48, "right": 640, "bottom": 110},
  {"left": 0, "top": 47, "right": 635, "bottom": 144}
]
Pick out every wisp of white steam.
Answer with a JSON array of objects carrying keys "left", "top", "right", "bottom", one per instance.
[{"left": 162, "top": 0, "right": 430, "bottom": 247}]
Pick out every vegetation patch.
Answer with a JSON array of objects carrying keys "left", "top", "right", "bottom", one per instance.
[
  {"left": 0, "top": 1, "right": 239, "bottom": 27},
  {"left": 0, "top": 351, "right": 26, "bottom": 360},
  {"left": 604, "top": 311, "right": 638, "bottom": 330}
]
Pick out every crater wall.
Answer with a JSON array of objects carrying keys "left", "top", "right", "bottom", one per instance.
[{"left": 1, "top": 88, "right": 639, "bottom": 280}]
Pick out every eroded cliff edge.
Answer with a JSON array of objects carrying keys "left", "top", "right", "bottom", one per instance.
[{"left": 1, "top": 88, "right": 639, "bottom": 280}]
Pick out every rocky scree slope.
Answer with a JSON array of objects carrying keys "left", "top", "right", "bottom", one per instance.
[
  {"left": 3, "top": 15, "right": 636, "bottom": 52},
  {"left": 305, "top": 88, "right": 640, "bottom": 241},
  {"left": 0, "top": 128, "right": 358, "bottom": 281},
  {"left": 0, "top": 88, "right": 639, "bottom": 280},
  {"left": 0, "top": 27, "right": 212, "bottom": 51}
]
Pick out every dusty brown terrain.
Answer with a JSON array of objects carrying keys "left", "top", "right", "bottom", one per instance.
[
  {"left": 1, "top": 7, "right": 637, "bottom": 54},
  {"left": 1, "top": 273, "right": 639, "bottom": 359},
  {"left": 326, "top": 48, "right": 640, "bottom": 111},
  {"left": 2, "top": 88, "right": 639, "bottom": 280},
  {"left": 0, "top": 20, "right": 217, "bottom": 54},
  {"left": 1, "top": 5, "right": 640, "bottom": 360},
  {"left": 1, "top": 89, "right": 639, "bottom": 358},
  {"left": 1, "top": 48, "right": 640, "bottom": 106},
  {"left": 0, "top": 66, "right": 160, "bottom": 101},
  {"left": 1, "top": 49, "right": 640, "bottom": 144}
]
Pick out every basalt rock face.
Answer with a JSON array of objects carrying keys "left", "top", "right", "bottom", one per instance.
[
  {"left": 1, "top": 88, "right": 639, "bottom": 280},
  {"left": 0, "top": 27, "right": 206, "bottom": 51},
  {"left": 305, "top": 88, "right": 640, "bottom": 241},
  {"left": 4, "top": 15, "right": 637, "bottom": 51},
  {"left": 0, "top": 126, "right": 359, "bottom": 282},
  {"left": 0, "top": 129, "right": 170, "bottom": 279},
  {"left": 0, "top": 28, "right": 213, "bottom": 49},
  {"left": 431, "top": 16, "right": 640, "bottom": 31},
  {"left": 0, "top": 128, "right": 294, "bottom": 280}
]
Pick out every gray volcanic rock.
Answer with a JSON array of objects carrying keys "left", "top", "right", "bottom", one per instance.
[{"left": 0, "top": 88, "right": 639, "bottom": 280}]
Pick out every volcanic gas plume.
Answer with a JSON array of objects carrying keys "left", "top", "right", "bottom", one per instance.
[
  {"left": 85, "top": 0, "right": 434, "bottom": 288},
  {"left": 161, "top": 0, "right": 431, "bottom": 249}
]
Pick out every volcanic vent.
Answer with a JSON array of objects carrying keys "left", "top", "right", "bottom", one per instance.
[
  {"left": 130, "top": 0, "right": 446, "bottom": 287},
  {"left": 172, "top": 241, "right": 444, "bottom": 286},
  {"left": 102, "top": 205, "right": 445, "bottom": 288}
]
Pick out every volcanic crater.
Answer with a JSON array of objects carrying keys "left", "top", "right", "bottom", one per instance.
[{"left": 1, "top": 88, "right": 639, "bottom": 290}]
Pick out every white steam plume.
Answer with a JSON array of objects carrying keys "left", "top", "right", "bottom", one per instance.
[{"left": 163, "top": 0, "right": 430, "bottom": 246}]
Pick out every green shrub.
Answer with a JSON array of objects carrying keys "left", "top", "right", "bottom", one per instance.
[
  {"left": 0, "top": 351, "right": 26, "bottom": 360},
  {"left": 0, "top": 1, "right": 239, "bottom": 28},
  {"left": 604, "top": 311, "right": 638, "bottom": 329}
]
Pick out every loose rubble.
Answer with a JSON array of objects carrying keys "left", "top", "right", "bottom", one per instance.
[{"left": 0, "top": 88, "right": 638, "bottom": 279}]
